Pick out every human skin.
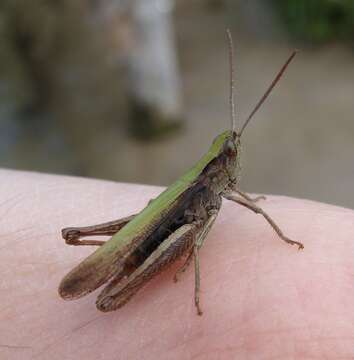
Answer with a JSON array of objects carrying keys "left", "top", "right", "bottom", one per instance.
[{"left": 0, "top": 169, "right": 353, "bottom": 360}]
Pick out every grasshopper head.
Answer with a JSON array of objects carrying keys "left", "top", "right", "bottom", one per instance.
[
  {"left": 211, "top": 130, "right": 242, "bottom": 186},
  {"left": 224, "top": 130, "right": 242, "bottom": 183}
]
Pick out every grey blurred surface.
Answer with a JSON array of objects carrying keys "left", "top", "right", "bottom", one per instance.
[
  {"left": 1, "top": 1, "right": 354, "bottom": 209},
  {"left": 116, "top": 2, "right": 354, "bottom": 209}
]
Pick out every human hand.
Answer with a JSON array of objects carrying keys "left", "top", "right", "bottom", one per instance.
[{"left": 1, "top": 169, "right": 353, "bottom": 359}]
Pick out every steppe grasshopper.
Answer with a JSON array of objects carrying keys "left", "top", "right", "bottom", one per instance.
[{"left": 59, "top": 31, "right": 303, "bottom": 315}]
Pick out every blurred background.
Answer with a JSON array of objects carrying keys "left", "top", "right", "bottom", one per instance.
[{"left": 1, "top": 0, "right": 354, "bottom": 208}]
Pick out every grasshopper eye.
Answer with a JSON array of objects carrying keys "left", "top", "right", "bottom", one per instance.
[{"left": 224, "top": 139, "right": 237, "bottom": 156}]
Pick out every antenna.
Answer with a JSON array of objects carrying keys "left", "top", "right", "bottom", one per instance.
[
  {"left": 239, "top": 50, "right": 298, "bottom": 136},
  {"left": 226, "top": 29, "right": 236, "bottom": 133}
]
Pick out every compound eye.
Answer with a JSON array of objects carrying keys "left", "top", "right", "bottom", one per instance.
[{"left": 224, "top": 139, "right": 236, "bottom": 156}]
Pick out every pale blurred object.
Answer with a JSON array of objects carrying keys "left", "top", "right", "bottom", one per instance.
[{"left": 129, "top": 0, "right": 183, "bottom": 140}]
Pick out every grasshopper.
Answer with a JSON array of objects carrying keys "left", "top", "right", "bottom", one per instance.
[{"left": 58, "top": 31, "right": 304, "bottom": 315}]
